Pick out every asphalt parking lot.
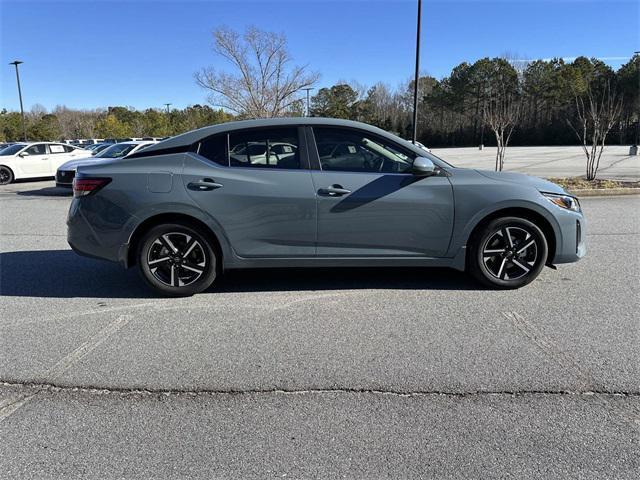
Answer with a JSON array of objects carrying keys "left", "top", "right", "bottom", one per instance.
[{"left": 1, "top": 179, "right": 639, "bottom": 479}]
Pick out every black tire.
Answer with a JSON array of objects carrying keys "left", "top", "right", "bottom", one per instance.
[
  {"left": 0, "top": 166, "right": 14, "bottom": 185},
  {"left": 469, "top": 216, "right": 548, "bottom": 289},
  {"left": 137, "top": 223, "right": 218, "bottom": 297}
]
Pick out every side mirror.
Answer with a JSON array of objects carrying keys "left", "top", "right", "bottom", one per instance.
[
  {"left": 412, "top": 156, "right": 437, "bottom": 176},
  {"left": 19, "top": 151, "right": 29, "bottom": 157}
]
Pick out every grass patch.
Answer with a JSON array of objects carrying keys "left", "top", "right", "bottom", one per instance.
[{"left": 547, "top": 177, "right": 640, "bottom": 190}]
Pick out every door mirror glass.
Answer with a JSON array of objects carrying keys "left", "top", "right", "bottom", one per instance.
[{"left": 412, "top": 157, "right": 436, "bottom": 176}]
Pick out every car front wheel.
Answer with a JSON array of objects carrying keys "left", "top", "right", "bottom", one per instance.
[
  {"left": 469, "top": 216, "right": 548, "bottom": 289},
  {"left": 137, "top": 223, "right": 218, "bottom": 296}
]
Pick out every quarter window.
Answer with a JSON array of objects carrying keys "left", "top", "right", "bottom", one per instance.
[
  {"left": 229, "top": 128, "right": 300, "bottom": 169},
  {"left": 313, "top": 127, "right": 413, "bottom": 174},
  {"left": 197, "top": 134, "right": 228, "bottom": 166}
]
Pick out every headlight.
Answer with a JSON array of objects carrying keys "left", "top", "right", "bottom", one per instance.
[{"left": 542, "top": 192, "right": 581, "bottom": 212}]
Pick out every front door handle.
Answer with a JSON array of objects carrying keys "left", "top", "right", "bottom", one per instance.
[
  {"left": 318, "top": 184, "right": 351, "bottom": 197},
  {"left": 187, "top": 178, "right": 223, "bottom": 191}
]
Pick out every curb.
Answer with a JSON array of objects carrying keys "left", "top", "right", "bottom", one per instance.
[{"left": 568, "top": 188, "right": 640, "bottom": 198}]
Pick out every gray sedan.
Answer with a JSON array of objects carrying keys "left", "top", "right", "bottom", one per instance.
[{"left": 67, "top": 118, "right": 585, "bottom": 296}]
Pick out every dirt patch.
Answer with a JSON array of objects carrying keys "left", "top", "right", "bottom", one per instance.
[{"left": 546, "top": 177, "right": 640, "bottom": 190}]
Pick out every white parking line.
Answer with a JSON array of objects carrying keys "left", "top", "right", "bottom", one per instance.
[{"left": 0, "top": 314, "right": 132, "bottom": 423}]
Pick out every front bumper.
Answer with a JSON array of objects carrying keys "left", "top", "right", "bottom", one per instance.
[{"left": 552, "top": 209, "right": 586, "bottom": 264}]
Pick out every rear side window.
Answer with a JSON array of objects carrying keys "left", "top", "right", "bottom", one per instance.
[
  {"left": 49, "top": 144, "right": 66, "bottom": 154},
  {"left": 229, "top": 128, "right": 300, "bottom": 169},
  {"left": 63, "top": 145, "right": 75, "bottom": 152},
  {"left": 196, "top": 134, "right": 228, "bottom": 166}
]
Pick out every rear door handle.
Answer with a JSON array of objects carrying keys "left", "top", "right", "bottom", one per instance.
[
  {"left": 318, "top": 185, "right": 351, "bottom": 196},
  {"left": 187, "top": 178, "right": 223, "bottom": 191}
]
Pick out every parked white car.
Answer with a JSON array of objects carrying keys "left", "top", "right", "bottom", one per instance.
[{"left": 0, "top": 142, "right": 89, "bottom": 185}]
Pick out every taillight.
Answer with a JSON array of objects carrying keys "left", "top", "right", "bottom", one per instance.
[{"left": 73, "top": 177, "right": 111, "bottom": 197}]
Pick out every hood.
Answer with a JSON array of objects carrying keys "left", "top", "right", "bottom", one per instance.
[
  {"left": 474, "top": 169, "right": 566, "bottom": 195},
  {"left": 58, "top": 156, "right": 113, "bottom": 171}
]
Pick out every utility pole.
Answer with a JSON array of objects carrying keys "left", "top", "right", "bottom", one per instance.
[
  {"left": 302, "top": 88, "right": 313, "bottom": 116},
  {"left": 9, "top": 60, "right": 27, "bottom": 141},
  {"left": 411, "top": 0, "right": 422, "bottom": 144}
]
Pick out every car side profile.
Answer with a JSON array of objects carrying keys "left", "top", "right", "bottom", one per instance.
[
  {"left": 67, "top": 118, "right": 586, "bottom": 296},
  {"left": 0, "top": 142, "right": 88, "bottom": 185}
]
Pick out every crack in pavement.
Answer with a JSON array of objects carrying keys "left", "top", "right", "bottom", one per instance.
[{"left": 2, "top": 380, "right": 638, "bottom": 399}]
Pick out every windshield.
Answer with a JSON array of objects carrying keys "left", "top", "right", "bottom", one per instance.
[
  {"left": 96, "top": 143, "right": 137, "bottom": 158},
  {"left": 0, "top": 144, "right": 27, "bottom": 156}
]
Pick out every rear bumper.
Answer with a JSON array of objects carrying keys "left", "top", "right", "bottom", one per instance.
[{"left": 66, "top": 198, "right": 123, "bottom": 264}]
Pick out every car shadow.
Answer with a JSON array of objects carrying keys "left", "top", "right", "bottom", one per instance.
[
  {"left": 16, "top": 187, "right": 72, "bottom": 197},
  {"left": 330, "top": 175, "right": 422, "bottom": 213},
  {"left": 0, "top": 250, "right": 483, "bottom": 299}
]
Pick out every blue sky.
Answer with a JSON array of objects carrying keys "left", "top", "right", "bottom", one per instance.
[{"left": 1, "top": 0, "right": 638, "bottom": 111}]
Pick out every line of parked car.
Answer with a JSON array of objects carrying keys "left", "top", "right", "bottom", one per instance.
[{"left": 0, "top": 140, "right": 157, "bottom": 186}]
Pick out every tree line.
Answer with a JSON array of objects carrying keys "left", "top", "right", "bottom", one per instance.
[
  {"left": 1, "top": 25, "right": 637, "bottom": 178},
  {"left": 0, "top": 104, "right": 232, "bottom": 142}
]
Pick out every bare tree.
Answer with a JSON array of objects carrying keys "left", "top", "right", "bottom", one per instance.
[
  {"left": 195, "top": 26, "right": 319, "bottom": 118},
  {"left": 483, "top": 88, "right": 521, "bottom": 171},
  {"left": 566, "top": 81, "right": 623, "bottom": 180}
]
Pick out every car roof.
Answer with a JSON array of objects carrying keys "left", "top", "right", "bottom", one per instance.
[{"left": 138, "top": 117, "right": 428, "bottom": 158}]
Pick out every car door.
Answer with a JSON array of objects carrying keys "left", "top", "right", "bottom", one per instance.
[
  {"left": 182, "top": 126, "right": 317, "bottom": 257},
  {"left": 47, "top": 144, "right": 73, "bottom": 174},
  {"left": 18, "top": 143, "right": 51, "bottom": 175},
  {"left": 309, "top": 126, "right": 454, "bottom": 257}
]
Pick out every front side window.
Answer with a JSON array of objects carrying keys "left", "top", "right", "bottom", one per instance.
[
  {"left": 25, "top": 144, "right": 48, "bottom": 155},
  {"left": 229, "top": 128, "right": 299, "bottom": 169},
  {"left": 313, "top": 127, "right": 413, "bottom": 174}
]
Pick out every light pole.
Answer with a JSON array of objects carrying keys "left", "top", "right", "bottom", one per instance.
[
  {"left": 9, "top": 60, "right": 27, "bottom": 141},
  {"left": 302, "top": 88, "right": 313, "bottom": 116},
  {"left": 411, "top": 0, "right": 422, "bottom": 144},
  {"left": 633, "top": 51, "right": 640, "bottom": 155}
]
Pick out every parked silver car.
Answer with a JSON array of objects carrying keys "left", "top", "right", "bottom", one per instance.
[
  {"left": 67, "top": 118, "right": 585, "bottom": 296},
  {"left": 56, "top": 141, "right": 156, "bottom": 187}
]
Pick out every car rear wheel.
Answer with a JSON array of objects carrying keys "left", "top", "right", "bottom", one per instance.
[
  {"left": 137, "top": 223, "right": 218, "bottom": 296},
  {"left": 469, "top": 216, "right": 548, "bottom": 289},
  {"left": 0, "top": 166, "right": 14, "bottom": 185}
]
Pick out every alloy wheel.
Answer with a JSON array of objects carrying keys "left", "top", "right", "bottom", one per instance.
[
  {"left": 0, "top": 168, "right": 11, "bottom": 185},
  {"left": 146, "top": 232, "right": 207, "bottom": 287},
  {"left": 481, "top": 226, "right": 538, "bottom": 281}
]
